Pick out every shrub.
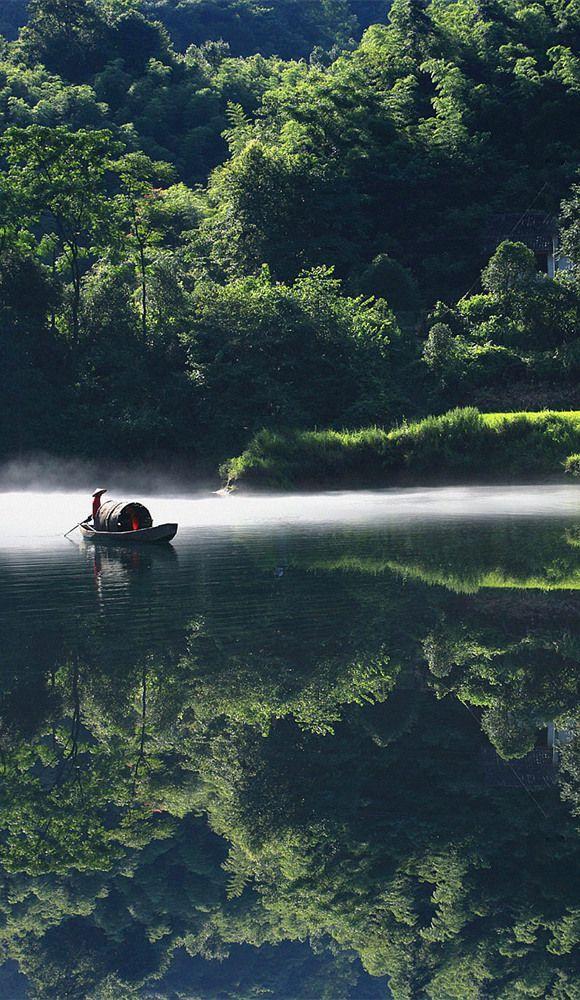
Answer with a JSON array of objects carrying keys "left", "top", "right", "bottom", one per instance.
[
  {"left": 391, "top": 407, "right": 488, "bottom": 473},
  {"left": 223, "top": 409, "right": 580, "bottom": 489},
  {"left": 564, "top": 454, "right": 580, "bottom": 477},
  {"left": 222, "top": 426, "right": 396, "bottom": 489}
]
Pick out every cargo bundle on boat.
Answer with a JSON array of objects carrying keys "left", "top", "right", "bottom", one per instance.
[{"left": 95, "top": 500, "right": 153, "bottom": 533}]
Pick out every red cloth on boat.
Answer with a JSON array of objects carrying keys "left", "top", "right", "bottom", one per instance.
[{"left": 92, "top": 494, "right": 102, "bottom": 521}]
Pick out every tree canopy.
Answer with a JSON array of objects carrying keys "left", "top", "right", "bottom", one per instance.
[{"left": 0, "top": 0, "right": 579, "bottom": 465}]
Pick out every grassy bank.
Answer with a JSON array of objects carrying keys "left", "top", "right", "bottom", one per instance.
[{"left": 222, "top": 408, "right": 580, "bottom": 489}]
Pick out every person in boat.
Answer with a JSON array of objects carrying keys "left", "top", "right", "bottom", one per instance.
[{"left": 90, "top": 488, "right": 107, "bottom": 528}]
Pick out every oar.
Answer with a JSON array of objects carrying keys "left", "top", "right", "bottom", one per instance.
[{"left": 64, "top": 519, "right": 86, "bottom": 539}]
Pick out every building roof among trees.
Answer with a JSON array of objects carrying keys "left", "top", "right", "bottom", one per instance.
[{"left": 484, "top": 212, "right": 558, "bottom": 254}]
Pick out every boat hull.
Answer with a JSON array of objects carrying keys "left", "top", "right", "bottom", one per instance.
[{"left": 80, "top": 522, "right": 178, "bottom": 545}]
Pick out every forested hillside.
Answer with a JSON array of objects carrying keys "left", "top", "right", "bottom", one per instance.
[
  {"left": 0, "top": 0, "right": 579, "bottom": 469},
  {"left": 0, "top": 1, "right": 385, "bottom": 50},
  {"left": 142, "top": 0, "right": 381, "bottom": 56}
]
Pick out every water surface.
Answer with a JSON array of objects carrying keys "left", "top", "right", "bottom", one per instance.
[{"left": 1, "top": 488, "right": 579, "bottom": 999}]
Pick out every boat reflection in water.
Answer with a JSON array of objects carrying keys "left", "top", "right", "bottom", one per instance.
[{"left": 0, "top": 508, "right": 579, "bottom": 999}]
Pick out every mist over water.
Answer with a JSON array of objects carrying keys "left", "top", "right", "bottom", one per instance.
[
  {"left": 0, "top": 484, "right": 580, "bottom": 548},
  {"left": 0, "top": 454, "right": 211, "bottom": 496}
]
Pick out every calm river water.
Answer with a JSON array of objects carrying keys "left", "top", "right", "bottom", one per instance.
[{"left": 0, "top": 487, "right": 579, "bottom": 999}]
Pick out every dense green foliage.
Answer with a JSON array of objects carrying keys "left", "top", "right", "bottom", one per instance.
[
  {"left": 0, "top": 0, "right": 387, "bottom": 53},
  {"left": 187, "top": 265, "right": 406, "bottom": 454},
  {"left": 0, "top": 0, "right": 579, "bottom": 470},
  {"left": 195, "top": 4, "right": 580, "bottom": 300},
  {"left": 223, "top": 407, "right": 580, "bottom": 487},
  {"left": 424, "top": 242, "right": 580, "bottom": 410},
  {"left": 142, "top": 0, "right": 368, "bottom": 57}
]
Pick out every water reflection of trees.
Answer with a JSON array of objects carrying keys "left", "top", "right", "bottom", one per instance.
[{"left": 1, "top": 520, "right": 579, "bottom": 997}]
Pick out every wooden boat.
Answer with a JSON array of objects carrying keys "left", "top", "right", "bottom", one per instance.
[{"left": 80, "top": 522, "right": 178, "bottom": 545}]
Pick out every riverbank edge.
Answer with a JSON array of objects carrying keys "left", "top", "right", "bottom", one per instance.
[{"left": 221, "top": 408, "right": 580, "bottom": 491}]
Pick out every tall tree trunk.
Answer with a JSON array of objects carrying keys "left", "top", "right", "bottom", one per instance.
[
  {"left": 139, "top": 242, "right": 147, "bottom": 345},
  {"left": 69, "top": 243, "right": 81, "bottom": 345},
  {"left": 50, "top": 243, "right": 57, "bottom": 334}
]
